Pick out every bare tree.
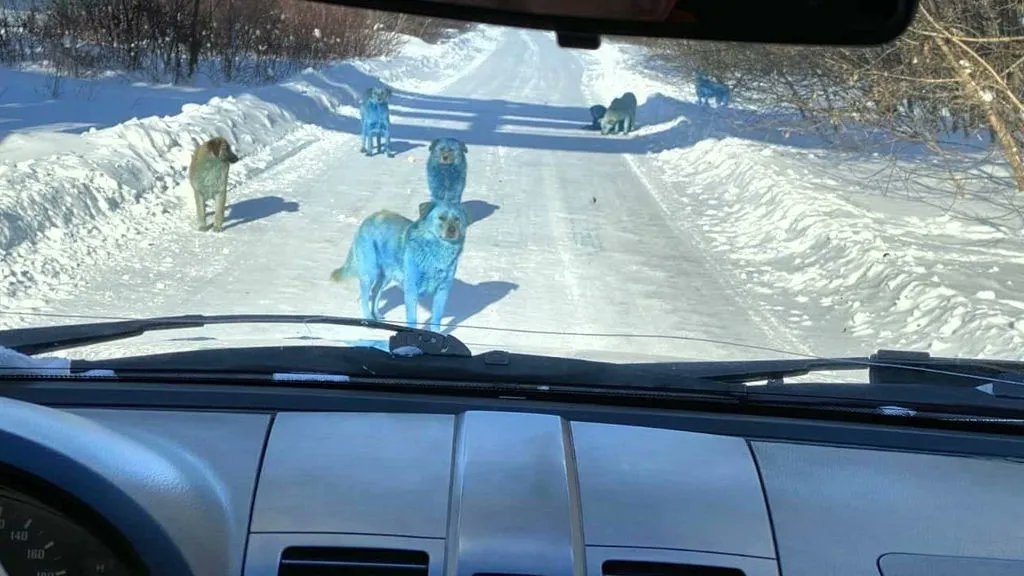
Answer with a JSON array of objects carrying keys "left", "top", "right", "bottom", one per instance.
[
  {"left": 0, "top": 0, "right": 418, "bottom": 84},
  {"left": 634, "top": 0, "right": 1024, "bottom": 192}
]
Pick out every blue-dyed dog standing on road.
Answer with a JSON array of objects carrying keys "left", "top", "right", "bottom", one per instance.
[
  {"left": 420, "top": 137, "right": 468, "bottom": 219},
  {"left": 360, "top": 86, "right": 394, "bottom": 157},
  {"left": 695, "top": 72, "right": 731, "bottom": 107},
  {"left": 330, "top": 200, "right": 469, "bottom": 332}
]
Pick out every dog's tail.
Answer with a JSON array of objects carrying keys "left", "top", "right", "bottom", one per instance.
[{"left": 329, "top": 244, "right": 356, "bottom": 283}]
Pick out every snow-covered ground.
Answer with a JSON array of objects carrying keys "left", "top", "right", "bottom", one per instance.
[{"left": 1, "top": 23, "right": 1022, "bottom": 366}]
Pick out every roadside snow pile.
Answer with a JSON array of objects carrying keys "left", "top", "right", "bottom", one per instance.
[
  {"left": 354, "top": 24, "right": 504, "bottom": 93},
  {"left": 0, "top": 25, "right": 499, "bottom": 310},
  {"left": 581, "top": 39, "right": 1024, "bottom": 360}
]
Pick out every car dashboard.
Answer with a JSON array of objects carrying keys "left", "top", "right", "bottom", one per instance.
[{"left": 2, "top": 387, "right": 1024, "bottom": 576}]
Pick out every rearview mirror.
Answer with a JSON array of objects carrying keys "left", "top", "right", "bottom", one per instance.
[{"left": 317, "top": 0, "right": 917, "bottom": 46}]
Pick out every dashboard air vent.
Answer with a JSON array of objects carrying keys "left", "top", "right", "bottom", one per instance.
[
  {"left": 279, "top": 546, "right": 429, "bottom": 576},
  {"left": 603, "top": 560, "right": 745, "bottom": 576}
]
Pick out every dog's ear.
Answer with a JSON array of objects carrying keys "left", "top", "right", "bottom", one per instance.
[
  {"left": 418, "top": 201, "right": 434, "bottom": 220},
  {"left": 459, "top": 141, "right": 468, "bottom": 155},
  {"left": 385, "top": 87, "right": 392, "bottom": 98},
  {"left": 429, "top": 139, "right": 439, "bottom": 152},
  {"left": 208, "top": 138, "right": 222, "bottom": 157}
]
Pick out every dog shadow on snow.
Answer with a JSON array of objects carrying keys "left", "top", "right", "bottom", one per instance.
[
  {"left": 377, "top": 279, "right": 519, "bottom": 333},
  {"left": 380, "top": 140, "right": 424, "bottom": 156},
  {"left": 391, "top": 91, "right": 922, "bottom": 156},
  {"left": 220, "top": 195, "right": 300, "bottom": 231}
]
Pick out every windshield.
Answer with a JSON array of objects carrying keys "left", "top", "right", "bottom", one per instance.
[{"left": 0, "top": 0, "right": 1019, "bottom": 368}]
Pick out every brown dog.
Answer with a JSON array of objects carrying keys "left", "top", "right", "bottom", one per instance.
[{"left": 188, "top": 136, "right": 240, "bottom": 232}]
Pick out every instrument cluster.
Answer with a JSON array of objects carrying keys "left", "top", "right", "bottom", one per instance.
[{"left": 0, "top": 473, "right": 141, "bottom": 576}]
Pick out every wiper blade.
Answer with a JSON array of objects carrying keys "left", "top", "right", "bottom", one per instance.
[
  {"left": 864, "top": 350, "right": 1024, "bottom": 397},
  {"left": 685, "top": 349, "right": 1024, "bottom": 389},
  {"left": 65, "top": 345, "right": 744, "bottom": 397},
  {"left": 0, "top": 314, "right": 471, "bottom": 357},
  {"left": 655, "top": 356, "right": 868, "bottom": 384}
]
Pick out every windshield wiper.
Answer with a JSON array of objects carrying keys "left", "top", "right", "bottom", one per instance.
[
  {"left": 654, "top": 356, "right": 867, "bottom": 384},
  {"left": 686, "top": 349, "right": 1024, "bottom": 391},
  {"left": 60, "top": 344, "right": 746, "bottom": 399},
  {"left": 0, "top": 313, "right": 472, "bottom": 357}
]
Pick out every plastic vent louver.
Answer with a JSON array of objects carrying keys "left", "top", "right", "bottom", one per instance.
[
  {"left": 603, "top": 560, "right": 746, "bottom": 576},
  {"left": 279, "top": 546, "right": 430, "bottom": 576}
]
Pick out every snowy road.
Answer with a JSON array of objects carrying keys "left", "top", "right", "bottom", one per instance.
[
  {"left": 11, "top": 28, "right": 807, "bottom": 361},
  {"left": 5, "top": 18, "right": 1024, "bottom": 365}
]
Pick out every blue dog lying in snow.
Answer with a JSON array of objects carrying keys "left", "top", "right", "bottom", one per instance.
[
  {"left": 420, "top": 137, "right": 468, "bottom": 219},
  {"left": 360, "top": 86, "right": 394, "bottom": 157},
  {"left": 695, "top": 71, "right": 730, "bottom": 108},
  {"left": 330, "top": 200, "right": 469, "bottom": 332}
]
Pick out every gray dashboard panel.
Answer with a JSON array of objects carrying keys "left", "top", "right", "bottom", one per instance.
[
  {"left": 250, "top": 412, "right": 457, "bottom": 536},
  {"left": 69, "top": 408, "right": 271, "bottom": 576},
  {"left": 879, "top": 553, "right": 1024, "bottom": 576},
  {"left": 447, "top": 411, "right": 582, "bottom": 576},
  {"left": 248, "top": 410, "right": 776, "bottom": 576},
  {"left": 572, "top": 421, "right": 775, "bottom": 558},
  {"left": 15, "top": 399, "right": 1024, "bottom": 576},
  {"left": 752, "top": 441, "right": 1024, "bottom": 576}
]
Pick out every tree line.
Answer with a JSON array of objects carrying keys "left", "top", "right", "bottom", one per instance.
[{"left": 0, "top": 0, "right": 469, "bottom": 84}]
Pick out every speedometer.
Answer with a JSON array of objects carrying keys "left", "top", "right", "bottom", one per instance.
[{"left": 0, "top": 486, "right": 134, "bottom": 576}]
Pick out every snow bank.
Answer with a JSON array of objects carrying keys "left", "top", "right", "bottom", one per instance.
[
  {"left": 354, "top": 25, "right": 504, "bottom": 93},
  {"left": 581, "top": 39, "right": 1024, "bottom": 360},
  {"left": 0, "top": 25, "right": 501, "bottom": 310}
]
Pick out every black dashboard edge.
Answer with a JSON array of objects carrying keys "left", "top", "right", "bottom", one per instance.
[{"left": 2, "top": 381, "right": 1024, "bottom": 460}]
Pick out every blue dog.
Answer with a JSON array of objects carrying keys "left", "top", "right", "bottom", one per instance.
[
  {"left": 330, "top": 200, "right": 469, "bottom": 332},
  {"left": 360, "top": 86, "right": 394, "bottom": 157},
  {"left": 695, "top": 72, "right": 730, "bottom": 107},
  {"left": 588, "top": 104, "right": 607, "bottom": 129},
  {"left": 421, "top": 137, "right": 468, "bottom": 217}
]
